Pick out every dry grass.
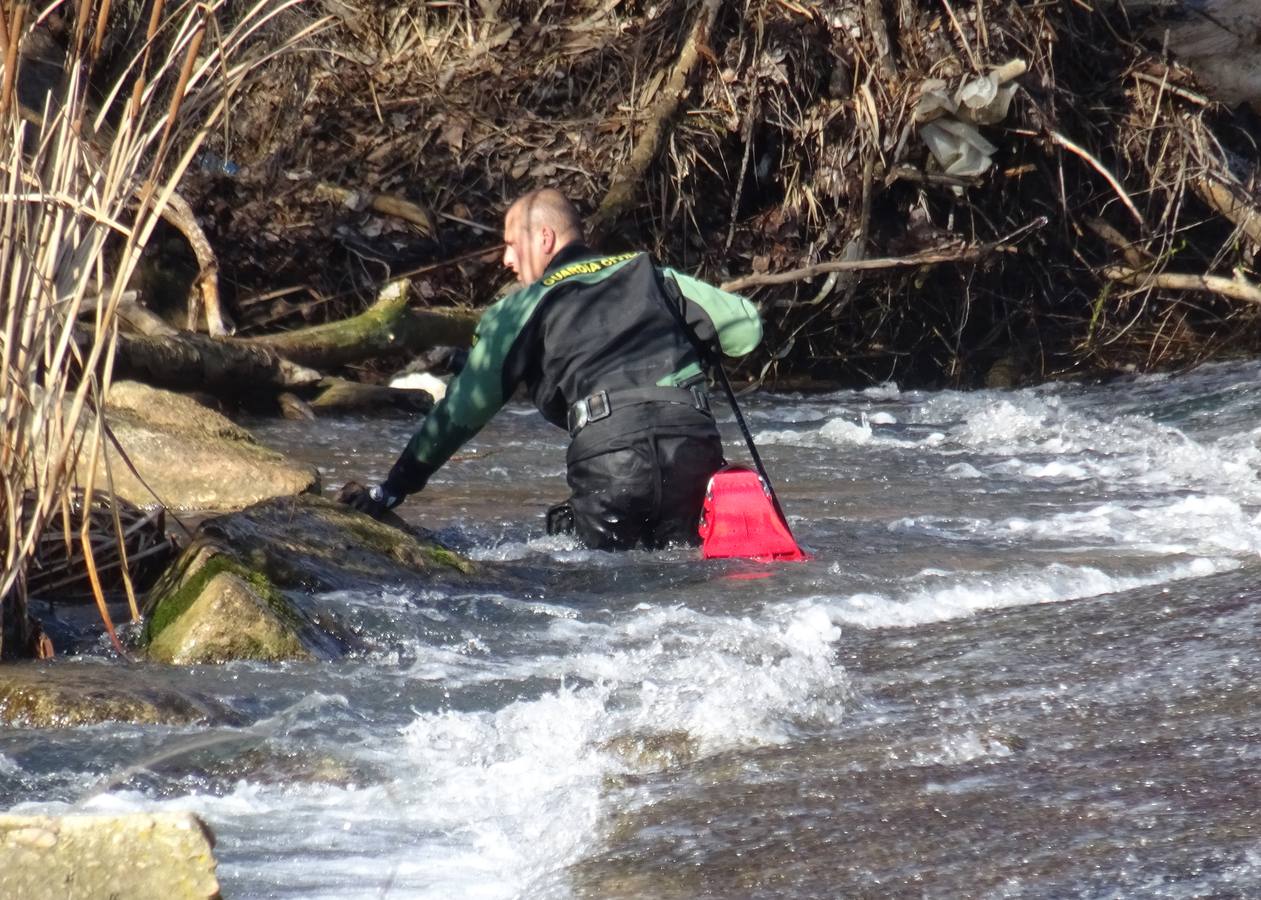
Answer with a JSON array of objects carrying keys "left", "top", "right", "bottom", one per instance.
[{"left": 0, "top": 0, "right": 322, "bottom": 657}]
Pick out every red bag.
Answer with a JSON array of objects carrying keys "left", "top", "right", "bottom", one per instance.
[{"left": 698, "top": 466, "right": 807, "bottom": 561}]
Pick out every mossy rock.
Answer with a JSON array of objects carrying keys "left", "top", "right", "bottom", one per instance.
[
  {"left": 601, "top": 730, "right": 699, "bottom": 775},
  {"left": 142, "top": 544, "right": 343, "bottom": 665},
  {"left": 193, "top": 493, "right": 475, "bottom": 592},
  {"left": 142, "top": 494, "right": 479, "bottom": 664},
  {"left": 0, "top": 663, "right": 230, "bottom": 727}
]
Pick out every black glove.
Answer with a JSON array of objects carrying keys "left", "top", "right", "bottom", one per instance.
[
  {"left": 337, "top": 480, "right": 403, "bottom": 519},
  {"left": 339, "top": 454, "right": 436, "bottom": 519}
]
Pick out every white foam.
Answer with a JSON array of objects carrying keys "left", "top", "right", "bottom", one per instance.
[
  {"left": 991, "top": 495, "right": 1261, "bottom": 556},
  {"left": 381, "top": 598, "right": 850, "bottom": 894},
  {"left": 862, "top": 382, "right": 904, "bottom": 400},
  {"left": 905, "top": 389, "right": 1261, "bottom": 504},
  {"left": 758, "top": 415, "right": 915, "bottom": 449},
  {"left": 820, "top": 557, "right": 1237, "bottom": 629}
]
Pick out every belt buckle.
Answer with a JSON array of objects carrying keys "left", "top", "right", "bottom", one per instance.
[
  {"left": 691, "top": 385, "right": 710, "bottom": 413},
  {"left": 587, "top": 390, "right": 611, "bottom": 422}
]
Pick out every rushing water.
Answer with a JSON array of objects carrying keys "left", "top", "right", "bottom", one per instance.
[{"left": 6, "top": 360, "right": 1261, "bottom": 898}]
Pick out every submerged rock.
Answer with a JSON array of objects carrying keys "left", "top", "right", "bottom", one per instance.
[
  {"left": 0, "top": 663, "right": 229, "bottom": 727},
  {"left": 602, "top": 730, "right": 699, "bottom": 775},
  {"left": 143, "top": 493, "right": 476, "bottom": 664},
  {"left": 86, "top": 381, "right": 319, "bottom": 511},
  {"left": 0, "top": 812, "right": 220, "bottom": 899}
]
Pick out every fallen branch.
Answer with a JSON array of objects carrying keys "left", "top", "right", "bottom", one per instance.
[
  {"left": 107, "top": 330, "right": 321, "bottom": 393},
  {"left": 241, "top": 279, "right": 479, "bottom": 370},
  {"left": 1194, "top": 176, "right": 1261, "bottom": 251},
  {"left": 590, "top": 0, "right": 722, "bottom": 233},
  {"left": 315, "top": 181, "right": 438, "bottom": 238},
  {"left": 1103, "top": 265, "right": 1261, "bottom": 306},
  {"left": 1086, "top": 218, "right": 1151, "bottom": 270},
  {"left": 720, "top": 242, "right": 1009, "bottom": 293},
  {"left": 1049, "top": 130, "right": 1145, "bottom": 229},
  {"left": 162, "top": 191, "right": 232, "bottom": 336},
  {"left": 309, "top": 376, "right": 436, "bottom": 413}
]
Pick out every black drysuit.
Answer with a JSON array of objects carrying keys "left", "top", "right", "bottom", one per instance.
[{"left": 381, "top": 244, "right": 763, "bottom": 549}]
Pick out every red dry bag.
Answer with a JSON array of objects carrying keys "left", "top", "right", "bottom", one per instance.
[{"left": 698, "top": 466, "right": 807, "bottom": 561}]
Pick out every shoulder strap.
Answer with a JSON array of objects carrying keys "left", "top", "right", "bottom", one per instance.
[{"left": 655, "top": 268, "right": 794, "bottom": 530}]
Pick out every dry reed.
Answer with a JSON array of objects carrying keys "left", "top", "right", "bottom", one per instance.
[{"left": 0, "top": 0, "right": 320, "bottom": 657}]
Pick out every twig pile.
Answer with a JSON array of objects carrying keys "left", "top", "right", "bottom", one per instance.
[
  {"left": 170, "top": 0, "right": 1260, "bottom": 384},
  {"left": 24, "top": 490, "right": 175, "bottom": 604}
]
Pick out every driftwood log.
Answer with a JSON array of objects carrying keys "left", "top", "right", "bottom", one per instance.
[
  {"left": 108, "top": 331, "right": 320, "bottom": 393},
  {"left": 240, "top": 280, "right": 479, "bottom": 371},
  {"left": 308, "top": 376, "right": 436, "bottom": 413}
]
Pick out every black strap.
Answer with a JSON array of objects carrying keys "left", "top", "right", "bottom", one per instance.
[
  {"left": 568, "top": 385, "right": 710, "bottom": 436},
  {"left": 656, "top": 270, "right": 796, "bottom": 533}
]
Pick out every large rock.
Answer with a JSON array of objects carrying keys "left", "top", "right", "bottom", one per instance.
[
  {"left": 0, "top": 812, "right": 220, "bottom": 900},
  {"left": 143, "top": 493, "right": 476, "bottom": 664},
  {"left": 0, "top": 662, "right": 230, "bottom": 727},
  {"left": 142, "top": 543, "right": 339, "bottom": 665},
  {"left": 84, "top": 381, "right": 319, "bottom": 511}
]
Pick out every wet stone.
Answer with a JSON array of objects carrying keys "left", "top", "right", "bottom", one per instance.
[
  {"left": 142, "top": 493, "right": 480, "bottom": 664},
  {"left": 0, "top": 663, "right": 230, "bottom": 728}
]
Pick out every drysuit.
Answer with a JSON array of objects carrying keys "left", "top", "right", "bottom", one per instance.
[{"left": 379, "top": 244, "right": 762, "bottom": 549}]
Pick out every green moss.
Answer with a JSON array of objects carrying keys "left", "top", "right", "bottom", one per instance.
[
  {"left": 143, "top": 554, "right": 241, "bottom": 645},
  {"left": 338, "top": 509, "right": 474, "bottom": 574},
  {"left": 340, "top": 516, "right": 408, "bottom": 556},
  {"left": 246, "top": 569, "right": 307, "bottom": 634},
  {"left": 424, "top": 545, "right": 474, "bottom": 574},
  {"left": 143, "top": 552, "right": 301, "bottom": 648}
]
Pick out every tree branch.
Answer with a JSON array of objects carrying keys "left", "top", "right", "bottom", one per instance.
[{"left": 1103, "top": 265, "right": 1261, "bottom": 306}]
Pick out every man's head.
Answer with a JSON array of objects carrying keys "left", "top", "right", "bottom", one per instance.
[{"left": 502, "top": 189, "right": 584, "bottom": 284}]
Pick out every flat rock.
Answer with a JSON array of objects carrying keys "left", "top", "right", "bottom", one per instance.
[
  {"left": 0, "top": 663, "right": 230, "bottom": 727},
  {"left": 83, "top": 381, "right": 319, "bottom": 511},
  {"left": 0, "top": 812, "right": 220, "bottom": 899}
]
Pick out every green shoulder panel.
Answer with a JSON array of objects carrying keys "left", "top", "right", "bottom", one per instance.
[{"left": 663, "top": 267, "right": 763, "bottom": 358}]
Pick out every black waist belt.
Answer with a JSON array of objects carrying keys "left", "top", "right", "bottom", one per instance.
[{"left": 568, "top": 385, "right": 711, "bottom": 437}]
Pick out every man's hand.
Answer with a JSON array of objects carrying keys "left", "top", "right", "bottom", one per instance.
[{"left": 337, "top": 481, "right": 403, "bottom": 519}]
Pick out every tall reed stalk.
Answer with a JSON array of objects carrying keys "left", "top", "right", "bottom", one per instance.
[{"left": 0, "top": 0, "right": 319, "bottom": 657}]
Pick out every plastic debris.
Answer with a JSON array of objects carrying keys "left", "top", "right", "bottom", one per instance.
[{"left": 916, "top": 59, "right": 1026, "bottom": 180}]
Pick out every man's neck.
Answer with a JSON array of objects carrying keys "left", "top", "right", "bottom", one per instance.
[{"left": 544, "top": 241, "right": 595, "bottom": 273}]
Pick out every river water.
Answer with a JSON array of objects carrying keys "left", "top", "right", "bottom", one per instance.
[{"left": 6, "top": 360, "right": 1261, "bottom": 898}]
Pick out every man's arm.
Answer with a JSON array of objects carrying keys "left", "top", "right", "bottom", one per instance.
[
  {"left": 367, "top": 287, "right": 544, "bottom": 507},
  {"left": 662, "top": 267, "right": 763, "bottom": 358}
]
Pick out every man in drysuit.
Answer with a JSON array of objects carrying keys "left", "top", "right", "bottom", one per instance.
[{"left": 344, "top": 188, "right": 762, "bottom": 550}]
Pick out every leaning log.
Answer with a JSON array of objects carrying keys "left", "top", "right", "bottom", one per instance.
[
  {"left": 240, "top": 280, "right": 479, "bottom": 371},
  {"left": 589, "top": 0, "right": 723, "bottom": 234},
  {"left": 308, "top": 376, "right": 435, "bottom": 413},
  {"left": 108, "top": 331, "right": 320, "bottom": 393}
]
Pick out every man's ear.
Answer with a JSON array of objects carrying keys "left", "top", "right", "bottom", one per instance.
[{"left": 539, "top": 225, "right": 556, "bottom": 254}]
